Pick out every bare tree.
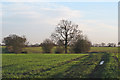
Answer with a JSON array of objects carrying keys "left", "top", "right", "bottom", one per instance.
[
  {"left": 107, "top": 43, "right": 116, "bottom": 47},
  {"left": 118, "top": 42, "right": 120, "bottom": 47},
  {"left": 101, "top": 43, "right": 105, "bottom": 47},
  {"left": 51, "top": 20, "right": 82, "bottom": 53}
]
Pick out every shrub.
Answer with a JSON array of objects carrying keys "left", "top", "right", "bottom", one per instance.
[
  {"left": 72, "top": 37, "right": 91, "bottom": 53},
  {"left": 55, "top": 46, "right": 64, "bottom": 54},
  {"left": 3, "top": 34, "right": 27, "bottom": 54},
  {"left": 41, "top": 39, "right": 54, "bottom": 53}
]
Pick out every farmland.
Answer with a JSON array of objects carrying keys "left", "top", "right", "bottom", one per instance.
[
  {"left": 1, "top": 46, "right": 120, "bottom": 78},
  {"left": 1, "top": 1, "right": 119, "bottom": 79},
  {"left": 2, "top": 54, "right": 88, "bottom": 78},
  {"left": 2, "top": 52, "right": 120, "bottom": 78},
  {"left": 90, "top": 47, "right": 118, "bottom": 53}
]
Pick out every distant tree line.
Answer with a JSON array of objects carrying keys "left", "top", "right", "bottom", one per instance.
[{"left": 92, "top": 43, "right": 117, "bottom": 47}]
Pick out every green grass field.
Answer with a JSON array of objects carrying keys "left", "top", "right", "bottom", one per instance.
[
  {"left": 2, "top": 53, "right": 120, "bottom": 78},
  {"left": 1, "top": 46, "right": 120, "bottom": 78},
  {"left": 90, "top": 47, "right": 118, "bottom": 53}
]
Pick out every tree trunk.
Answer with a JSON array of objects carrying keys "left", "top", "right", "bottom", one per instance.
[
  {"left": 65, "top": 42, "right": 67, "bottom": 53},
  {"left": 65, "top": 33, "right": 68, "bottom": 53},
  {"left": 65, "top": 25, "right": 68, "bottom": 54}
]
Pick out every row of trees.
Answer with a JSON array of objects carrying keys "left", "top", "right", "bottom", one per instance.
[
  {"left": 2, "top": 20, "right": 91, "bottom": 54},
  {"left": 25, "top": 42, "right": 117, "bottom": 47},
  {"left": 92, "top": 43, "right": 117, "bottom": 47}
]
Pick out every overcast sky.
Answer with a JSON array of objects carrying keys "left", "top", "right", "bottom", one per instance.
[{"left": 1, "top": 2, "right": 118, "bottom": 44}]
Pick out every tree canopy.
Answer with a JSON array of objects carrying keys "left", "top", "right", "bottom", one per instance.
[
  {"left": 3, "top": 34, "right": 27, "bottom": 53},
  {"left": 51, "top": 20, "right": 82, "bottom": 53}
]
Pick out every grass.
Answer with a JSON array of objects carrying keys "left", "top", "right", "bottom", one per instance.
[
  {"left": 88, "top": 53, "right": 119, "bottom": 78},
  {"left": 59, "top": 53, "right": 103, "bottom": 78},
  {"left": 1, "top": 46, "right": 120, "bottom": 78},
  {"left": 24, "top": 47, "right": 43, "bottom": 53},
  {"left": 2, "top": 54, "right": 88, "bottom": 78},
  {"left": 90, "top": 47, "right": 118, "bottom": 53},
  {"left": 102, "top": 53, "right": 119, "bottom": 78},
  {"left": 2, "top": 53, "right": 120, "bottom": 78}
]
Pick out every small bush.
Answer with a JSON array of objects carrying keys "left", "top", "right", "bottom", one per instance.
[
  {"left": 55, "top": 46, "right": 64, "bottom": 54},
  {"left": 41, "top": 39, "right": 54, "bottom": 53},
  {"left": 72, "top": 38, "right": 91, "bottom": 53}
]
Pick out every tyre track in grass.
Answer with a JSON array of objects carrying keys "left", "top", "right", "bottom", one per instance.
[
  {"left": 22, "top": 55, "right": 88, "bottom": 75},
  {"left": 112, "top": 55, "right": 120, "bottom": 79},
  {"left": 3, "top": 55, "right": 89, "bottom": 77},
  {"left": 113, "top": 55, "right": 120, "bottom": 69},
  {"left": 52, "top": 54, "right": 103, "bottom": 78},
  {"left": 88, "top": 53, "right": 110, "bottom": 78},
  {"left": 2, "top": 64, "right": 18, "bottom": 68}
]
